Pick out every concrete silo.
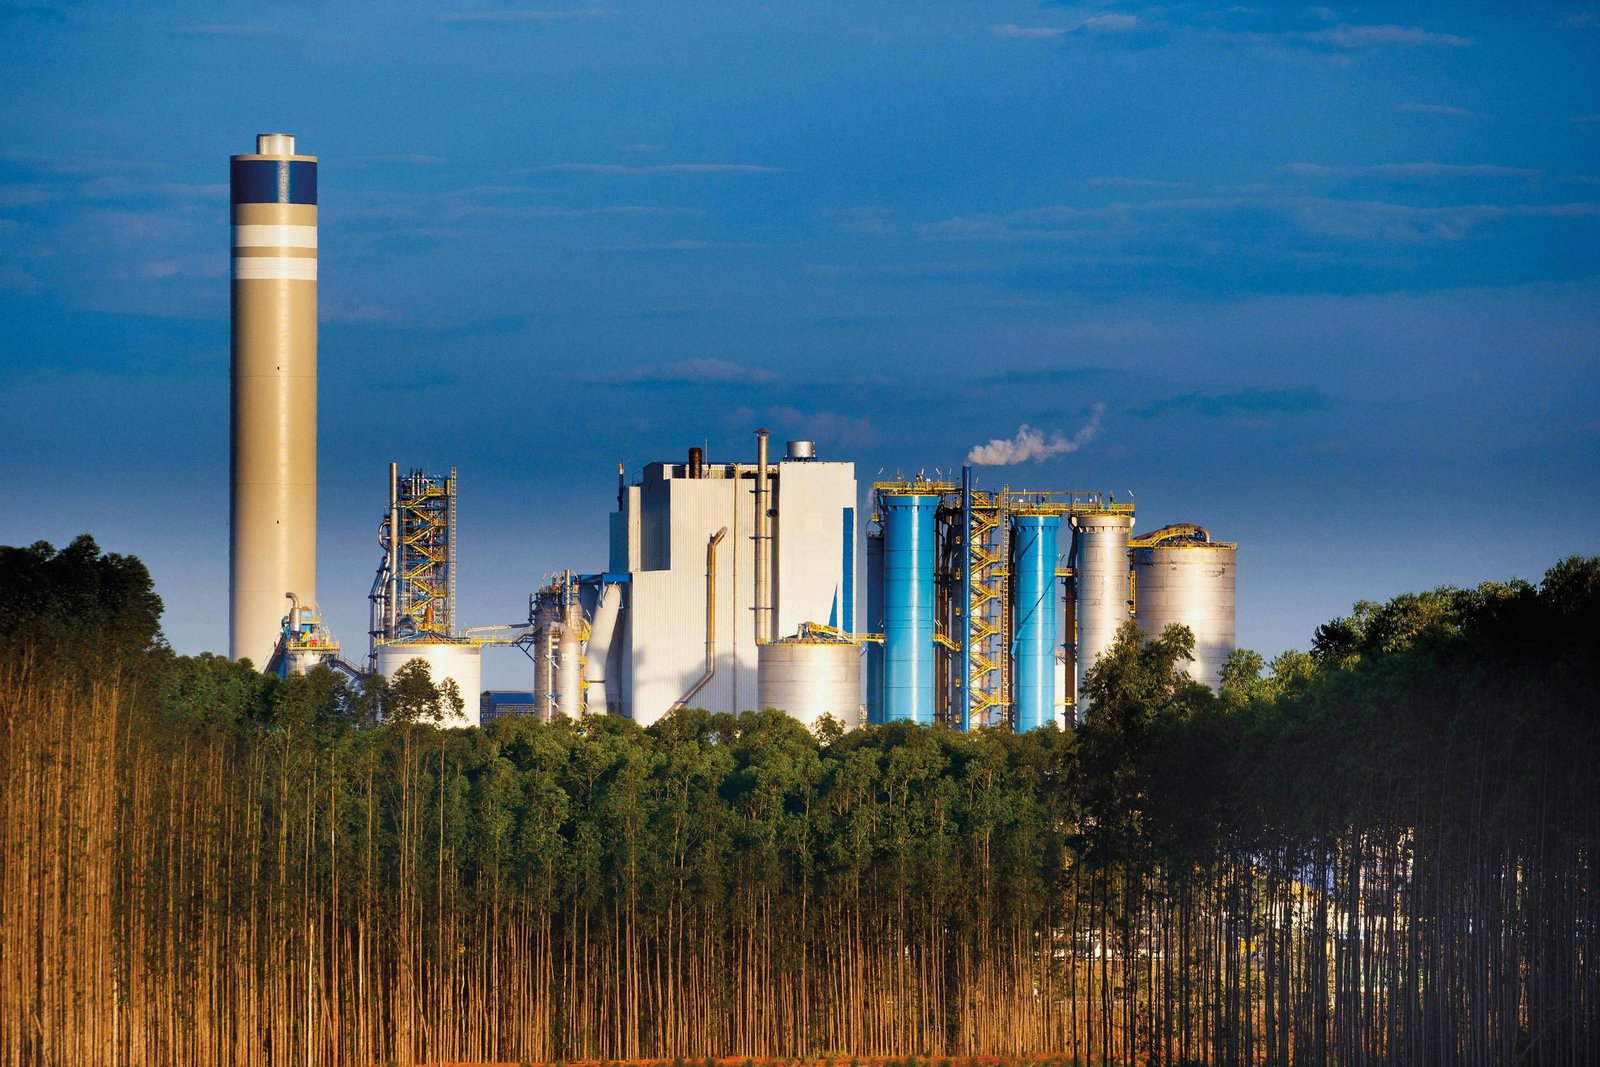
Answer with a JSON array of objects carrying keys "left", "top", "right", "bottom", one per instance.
[
  {"left": 1130, "top": 525, "right": 1237, "bottom": 692},
  {"left": 1069, "top": 510, "right": 1135, "bottom": 718},
  {"left": 757, "top": 632, "right": 864, "bottom": 730}
]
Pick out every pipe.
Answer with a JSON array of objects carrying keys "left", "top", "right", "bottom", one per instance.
[
  {"left": 386, "top": 462, "right": 400, "bottom": 638},
  {"left": 672, "top": 526, "right": 728, "bottom": 710},
  {"left": 959, "top": 465, "right": 973, "bottom": 731},
  {"left": 538, "top": 627, "right": 557, "bottom": 720},
  {"left": 753, "top": 429, "right": 773, "bottom": 644},
  {"left": 556, "top": 621, "right": 583, "bottom": 717},
  {"left": 688, "top": 446, "right": 704, "bottom": 479},
  {"left": 865, "top": 526, "right": 885, "bottom": 723},
  {"left": 584, "top": 581, "right": 623, "bottom": 713}
]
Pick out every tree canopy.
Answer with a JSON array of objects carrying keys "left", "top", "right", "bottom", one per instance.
[{"left": 3, "top": 539, "right": 1596, "bottom": 1065}]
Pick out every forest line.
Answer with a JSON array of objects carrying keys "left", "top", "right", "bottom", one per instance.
[{"left": 1, "top": 536, "right": 1596, "bottom": 1066}]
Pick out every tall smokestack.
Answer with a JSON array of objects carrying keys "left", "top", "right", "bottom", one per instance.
[{"left": 229, "top": 133, "right": 318, "bottom": 667}]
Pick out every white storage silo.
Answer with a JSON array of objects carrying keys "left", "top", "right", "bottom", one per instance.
[
  {"left": 1069, "top": 510, "right": 1135, "bottom": 717},
  {"left": 375, "top": 642, "right": 482, "bottom": 728},
  {"left": 758, "top": 637, "right": 863, "bottom": 731},
  {"left": 1130, "top": 526, "right": 1237, "bottom": 692}
]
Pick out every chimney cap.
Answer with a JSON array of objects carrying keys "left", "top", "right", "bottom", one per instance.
[{"left": 256, "top": 133, "right": 296, "bottom": 155}]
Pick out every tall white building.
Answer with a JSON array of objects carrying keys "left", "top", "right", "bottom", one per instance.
[{"left": 608, "top": 439, "right": 857, "bottom": 725}]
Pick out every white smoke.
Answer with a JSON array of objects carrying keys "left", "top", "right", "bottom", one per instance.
[{"left": 966, "top": 404, "right": 1104, "bottom": 466}]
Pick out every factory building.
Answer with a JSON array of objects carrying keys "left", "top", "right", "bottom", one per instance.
[
  {"left": 606, "top": 434, "right": 858, "bottom": 725},
  {"left": 221, "top": 134, "right": 1240, "bottom": 736},
  {"left": 481, "top": 690, "right": 537, "bottom": 725}
]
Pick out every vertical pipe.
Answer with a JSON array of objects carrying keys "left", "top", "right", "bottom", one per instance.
[
  {"left": 584, "top": 581, "right": 623, "bottom": 714},
  {"left": 1064, "top": 562, "right": 1078, "bottom": 717},
  {"left": 865, "top": 527, "right": 884, "bottom": 724},
  {"left": 446, "top": 468, "right": 458, "bottom": 635},
  {"left": 672, "top": 527, "right": 728, "bottom": 710},
  {"left": 935, "top": 544, "right": 950, "bottom": 723},
  {"left": 959, "top": 465, "right": 974, "bottom": 732},
  {"left": 753, "top": 429, "right": 773, "bottom": 643},
  {"left": 1011, "top": 513, "right": 1060, "bottom": 732},
  {"left": 556, "top": 582, "right": 583, "bottom": 718},
  {"left": 537, "top": 628, "right": 556, "bottom": 720},
  {"left": 386, "top": 462, "right": 399, "bottom": 638},
  {"left": 882, "top": 492, "right": 938, "bottom": 724},
  {"left": 230, "top": 133, "right": 318, "bottom": 668}
]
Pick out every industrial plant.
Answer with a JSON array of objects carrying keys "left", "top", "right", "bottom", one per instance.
[{"left": 229, "top": 134, "right": 1238, "bottom": 732}]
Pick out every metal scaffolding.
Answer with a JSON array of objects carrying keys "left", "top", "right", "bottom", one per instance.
[{"left": 369, "top": 465, "right": 459, "bottom": 669}]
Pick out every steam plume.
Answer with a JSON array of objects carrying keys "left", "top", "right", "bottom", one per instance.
[{"left": 967, "top": 404, "right": 1104, "bottom": 465}]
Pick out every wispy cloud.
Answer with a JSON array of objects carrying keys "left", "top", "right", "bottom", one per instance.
[
  {"left": 1084, "top": 176, "right": 1183, "bottom": 189},
  {"left": 532, "top": 162, "right": 782, "bottom": 175},
  {"left": 993, "top": 24, "right": 1066, "bottom": 39},
  {"left": 1301, "top": 24, "right": 1470, "bottom": 48},
  {"left": 1082, "top": 14, "right": 1140, "bottom": 33},
  {"left": 428, "top": 200, "right": 703, "bottom": 223},
  {"left": 992, "top": 12, "right": 1469, "bottom": 56},
  {"left": 975, "top": 366, "right": 1115, "bottom": 387},
  {"left": 1396, "top": 102, "right": 1473, "bottom": 118},
  {"left": 1281, "top": 161, "right": 1540, "bottom": 181},
  {"left": 606, "top": 239, "right": 775, "bottom": 252},
  {"left": 1137, "top": 386, "right": 1332, "bottom": 419},
  {"left": 360, "top": 153, "right": 448, "bottom": 166},
  {"left": 0, "top": 183, "right": 57, "bottom": 206},
  {"left": 170, "top": 23, "right": 278, "bottom": 38},
  {"left": 1288, "top": 199, "right": 1600, "bottom": 241},
  {"left": 920, "top": 194, "right": 1600, "bottom": 247},
  {"left": 994, "top": 14, "right": 1141, "bottom": 40},
  {"left": 0, "top": 150, "right": 160, "bottom": 177},
  {"left": 600, "top": 358, "right": 777, "bottom": 386},
  {"left": 1574, "top": 115, "right": 1600, "bottom": 126},
  {"left": 437, "top": 9, "right": 609, "bottom": 24},
  {"left": 740, "top": 406, "right": 878, "bottom": 449},
  {"left": 823, "top": 205, "right": 898, "bottom": 236},
  {"left": 968, "top": 405, "right": 1104, "bottom": 465}
]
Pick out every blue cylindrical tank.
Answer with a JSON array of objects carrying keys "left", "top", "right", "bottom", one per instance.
[
  {"left": 865, "top": 529, "right": 885, "bottom": 724},
  {"left": 1011, "top": 512, "right": 1061, "bottom": 731},
  {"left": 881, "top": 493, "right": 938, "bottom": 724}
]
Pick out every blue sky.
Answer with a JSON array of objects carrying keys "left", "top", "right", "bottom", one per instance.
[{"left": 3, "top": 1, "right": 1597, "bottom": 687}]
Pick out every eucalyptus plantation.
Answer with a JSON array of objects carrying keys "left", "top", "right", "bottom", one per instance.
[{"left": 2, "top": 538, "right": 1595, "bottom": 1065}]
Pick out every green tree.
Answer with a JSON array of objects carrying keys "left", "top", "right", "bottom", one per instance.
[{"left": 0, "top": 534, "right": 164, "bottom": 655}]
